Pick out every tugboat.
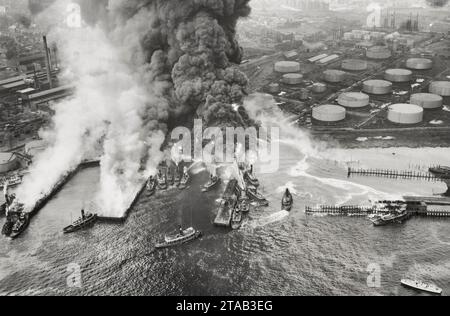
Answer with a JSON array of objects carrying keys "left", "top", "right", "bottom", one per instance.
[
  {"left": 202, "top": 173, "right": 220, "bottom": 192},
  {"left": 157, "top": 169, "right": 167, "bottom": 190},
  {"left": 0, "top": 174, "right": 23, "bottom": 190},
  {"left": 247, "top": 186, "right": 269, "bottom": 207},
  {"left": 179, "top": 167, "right": 190, "bottom": 190},
  {"left": 231, "top": 208, "right": 243, "bottom": 230},
  {"left": 429, "top": 166, "right": 450, "bottom": 178},
  {"left": 370, "top": 209, "right": 409, "bottom": 227},
  {"left": 155, "top": 226, "right": 202, "bottom": 249},
  {"left": 238, "top": 191, "right": 250, "bottom": 214},
  {"left": 174, "top": 167, "right": 182, "bottom": 187},
  {"left": 10, "top": 212, "right": 30, "bottom": 239},
  {"left": 244, "top": 165, "right": 260, "bottom": 188},
  {"left": 146, "top": 176, "right": 157, "bottom": 196},
  {"left": 401, "top": 279, "right": 442, "bottom": 295},
  {"left": 167, "top": 168, "right": 175, "bottom": 187},
  {"left": 63, "top": 209, "right": 98, "bottom": 234},
  {"left": 282, "top": 189, "right": 294, "bottom": 211}
]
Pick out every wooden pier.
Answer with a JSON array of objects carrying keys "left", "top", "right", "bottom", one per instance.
[
  {"left": 306, "top": 202, "right": 450, "bottom": 218},
  {"left": 348, "top": 167, "right": 437, "bottom": 181}
]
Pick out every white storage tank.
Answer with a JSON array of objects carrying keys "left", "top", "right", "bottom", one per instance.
[
  {"left": 406, "top": 58, "right": 433, "bottom": 70},
  {"left": 429, "top": 81, "right": 450, "bottom": 97},
  {"left": 311, "top": 83, "right": 327, "bottom": 93},
  {"left": 388, "top": 104, "right": 424, "bottom": 124},
  {"left": 362, "top": 80, "right": 393, "bottom": 95},
  {"left": 323, "top": 70, "right": 347, "bottom": 83},
  {"left": 0, "top": 152, "right": 20, "bottom": 173},
  {"left": 384, "top": 69, "right": 413, "bottom": 82},
  {"left": 312, "top": 104, "right": 346, "bottom": 123},
  {"left": 282, "top": 73, "right": 303, "bottom": 85},
  {"left": 338, "top": 92, "right": 370, "bottom": 108},
  {"left": 366, "top": 46, "right": 392, "bottom": 59},
  {"left": 410, "top": 93, "right": 443, "bottom": 109},
  {"left": 342, "top": 59, "right": 368, "bottom": 71},
  {"left": 274, "top": 61, "right": 301, "bottom": 73}
]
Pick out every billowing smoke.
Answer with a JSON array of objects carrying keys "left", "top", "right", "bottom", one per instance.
[
  {"left": 19, "top": 0, "right": 251, "bottom": 217},
  {"left": 426, "top": 0, "right": 449, "bottom": 7}
]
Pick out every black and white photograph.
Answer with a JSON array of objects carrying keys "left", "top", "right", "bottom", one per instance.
[{"left": 0, "top": 0, "right": 449, "bottom": 299}]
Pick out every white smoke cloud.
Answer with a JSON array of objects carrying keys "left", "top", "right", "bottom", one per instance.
[{"left": 17, "top": 5, "right": 165, "bottom": 217}]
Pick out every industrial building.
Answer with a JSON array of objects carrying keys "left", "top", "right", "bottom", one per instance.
[{"left": 387, "top": 104, "right": 424, "bottom": 125}]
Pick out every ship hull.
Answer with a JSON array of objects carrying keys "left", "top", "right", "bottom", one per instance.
[{"left": 155, "top": 231, "right": 202, "bottom": 249}]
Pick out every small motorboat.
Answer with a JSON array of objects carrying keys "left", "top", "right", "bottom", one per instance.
[
  {"left": 202, "top": 175, "right": 220, "bottom": 192},
  {"left": 401, "top": 279, "right": 442, "bottom": 295},
  {"left": 282, "top": 189, "right": 294, "bottom": 212},
  {"left": 146, "top": 176, "right": 157, "bottom": 196},
  {"left": 63, "top": 210, "right": 98, "bottom": 234},
  {"left": 155, "top": 227, "right": 202, "bottom": 249}
]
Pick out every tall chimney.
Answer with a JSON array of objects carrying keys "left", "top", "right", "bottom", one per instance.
[{"left": 43, "top": 35, "right": 53, "bottom": 89}]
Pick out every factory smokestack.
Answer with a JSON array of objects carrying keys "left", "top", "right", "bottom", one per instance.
[{"left": 42, "top": 35, "right": 53, "bottom": 89}]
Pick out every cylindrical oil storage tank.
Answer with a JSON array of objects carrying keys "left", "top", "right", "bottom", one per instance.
[
  {"left": 311, "top": 83, "right": 327, "bottom": 93},
  {"left": 0, "top": 152, "right": 20, "bottom": 173},
  {"left": 342, "top": 59, "right": 367, "bottom": 71},
  {"left": 267, "top": 83, "right": 280, "bottom": 94},
  {"left": 384, "top": 69, "right": 413, "bottom": 82},
  {"left": 406, "top": 58, "right": 433, "bottom": 70},
  {"left": 410, "top": 93, "right": 443, "bottom": 109},
  {"left": 312, "top": 104, "right": 346, "bottom": 123},
  {"left": 429, "top": 81, "right": 450, "bottom": 97},
  {"left": 323, "top": 70, "right": 346, "bottom": 83},
  {"left": 366, "top": 46, "right": 392, "bottom": 59},
  {"left": 274, "top": 61, "right": 301, "bottom": 73},
  {"left": 362, "top": 80, "right": 393, "bottom": 95},
  {"left": 388, "top": 104, "right": 424, "bottom": 124},
  {"left": 338, "top": 92, "right": 370, "bottom": 108},
  {"left": 282, "top": 73, "right": 303, "bottom": 85}
]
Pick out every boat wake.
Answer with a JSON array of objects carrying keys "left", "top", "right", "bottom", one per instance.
[{"left": 245, "top": 211, "right": 290, "bottom": 229}]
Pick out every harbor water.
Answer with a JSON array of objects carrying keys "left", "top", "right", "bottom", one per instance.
[{"left": 0, "top": 145, "right": 449, "bottom": 296}]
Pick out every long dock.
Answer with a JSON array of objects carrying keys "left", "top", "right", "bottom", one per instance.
[
  {"left": 28, "top": 160, "right": 101, "bottom": 218},
  {"left": 306, "top": 200, "right": 450, "bottom": 218},
  {"left": 348, "top": 167, "right": 437, "bottom": 181}
]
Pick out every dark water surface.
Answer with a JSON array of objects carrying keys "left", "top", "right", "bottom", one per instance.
[{"left": 0, "top": 145, "right": 449, "bottom": 296}]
